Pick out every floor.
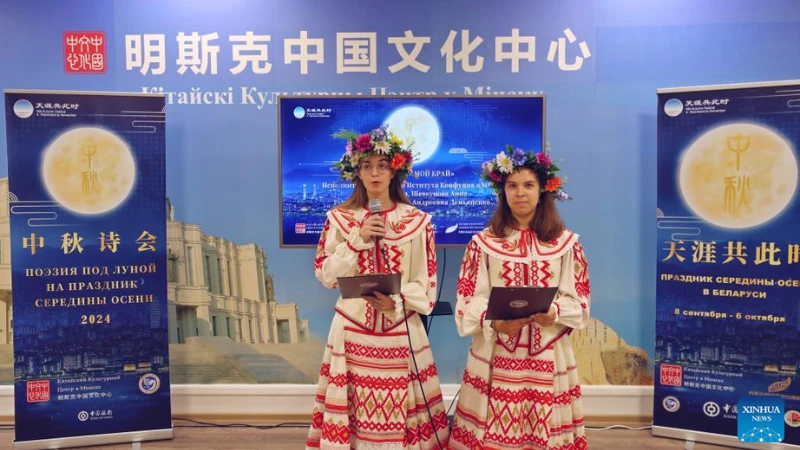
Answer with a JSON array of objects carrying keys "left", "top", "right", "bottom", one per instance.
[{"left": 0, "top": 420, "right": 736, "bottom": 449}]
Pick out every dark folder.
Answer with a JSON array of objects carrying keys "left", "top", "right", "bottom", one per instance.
[
  {"left": 485, "top": 286, "right": 559, "bottom": 320},
  {"left": 337, "top": 273, "right": 401, "bottom": 299}
]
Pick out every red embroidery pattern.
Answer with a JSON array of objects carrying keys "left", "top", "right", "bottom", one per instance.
[
  {"left": 327, "top": 208, "right": 359, "bottom": 238},
  {"left": 407, "top": 411, "right": 449, "bottom": 448},
  {"left": 529, "top": 260, "right": 539, "bottom": 286},
  {"left": 347, "top": 388, "right": 407, "bottom": 433},
  {"left": 387, "top": 246, "right": 403, "bottom": 274},
  {"left": 313, "top": 221, "right": 331, "bottom": 271},
  {"left": 462, "top": 369, "right": 490, "bottom": 395},
  {"left": 319, "top": 363, "right": 331, "bottom": 378},
  {"left": 347, "top": 372, "right": 409, "bottom": 390},
  {"left": 450, "top": 422, "right": 481, "bottom": 450},
  {"left": 456, "top": 241, "right": 480, "bottom": 298},
  {"left": 317, "top": 419, "right": 350, "bottom": 445},
  {"left": 426, "top": 223, "right": 437, "bottom": 278},
  {"left": 344, "top": 342, "right": 409, "bottom": 360},
  {"left": 388, "top": 208, "right": 422, "bottom": 234},
  {"left": 328, "top": 373, "right": 347, "bottom": 388},
  {"left": 554, "top": 385, "right": 582, "bottom": 406},
  {"left": 485, "top": 387, "right": 554, "bottom": 448},
  {"left": 408, "top": 362, "right": 439, "bottom": 384},
  {"left": 573, "top": 242, "right": 590, "bottom": 299},
  {"left": 357, "top": 248, "right": 377, "bottom": 274},
  {"left": 492, "top": 356, "right": 555, "bottom": 373},
  {"left": 533, "top": 327, "right": 543, "bottom": 351},
  {"left": 551, "top": 435, "right": 589, "bottom": 450},
  {"left": 540, "top": 260, "right": 552, "bottom": 287},
  {"left": 499, "top": 260, "right": 515, "bottom": 287}
]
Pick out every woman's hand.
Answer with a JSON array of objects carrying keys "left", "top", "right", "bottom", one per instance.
[
  {"left": 491, "top": 317, "right": 532, "bottom": 335},
  {"left": 359, "top": 215, "right": 386, "bottom": 242},
  {"left": 531, "top": 305, "right": 557, "bottom": 327},
  {"left": 363, "top": 291, "right": 394, "bottom": 312}
]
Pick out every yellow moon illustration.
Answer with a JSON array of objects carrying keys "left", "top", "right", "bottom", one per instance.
[
  {"left": 41, "top": 127, "right": 136, "bottom": 215},
  {"left": 678, "top": 122, "right": 798, "bottom": 229}
]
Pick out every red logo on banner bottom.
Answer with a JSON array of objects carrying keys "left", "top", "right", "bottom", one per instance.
[
  {"left": 26, "top": 380, "right": 50, "bottom": 403},
  {"left": 660, "top": 364, "right": 683, "bottom": 387},
  {"left": 295, "top": 223, "right": 307, "bottom": 234},
  {"left": 64, "top": 31, "right": 107, "bottom": 74}
]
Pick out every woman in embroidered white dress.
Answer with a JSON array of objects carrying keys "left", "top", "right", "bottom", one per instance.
[
  {"left": 306, "top": 126, "right": 450, "bottom": 450},
  {"left": 449, "top": 146, "right": 590, "bottom": 450}
]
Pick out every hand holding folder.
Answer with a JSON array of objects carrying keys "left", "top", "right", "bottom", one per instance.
[
  {"left": 485, "top": 286, "right": 559, "bottom": 321},
  {"left": 337, "top": 273, "right": 401, "bottom": 299}
]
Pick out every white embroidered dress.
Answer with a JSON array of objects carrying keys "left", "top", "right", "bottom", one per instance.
[
  {"left": 306, "top": 203, "right": 450, "bottom": 450},
  {"left": 449, "top": 228, "right": 591, "bottom": 450}
]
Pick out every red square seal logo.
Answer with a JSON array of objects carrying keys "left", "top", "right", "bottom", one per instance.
[
  {"left": 64, "top": 31, "right": 107, "bottom": 74},
  {"left": 295, "top": 223, "right": 307, "bottom": 234},
  {"left": 26, "top": 380, "right": 50, "bottom": 403},
  {"left": 660, "top": 364, "right": 683, "bottom": 387}
]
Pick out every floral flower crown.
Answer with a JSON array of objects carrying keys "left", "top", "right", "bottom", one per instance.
[
  {"left": 480, "top": 143, "right": 572, "bottom": 201},
  {"left": 332, "top": 125, "right": 416, "bottom": 182}
]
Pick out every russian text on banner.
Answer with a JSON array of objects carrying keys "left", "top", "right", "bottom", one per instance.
[
  {"left": 4, "top": 90, "right": 172, "bottom": 449},
  {"left": 654, "top": 80, "right": 800, "bottom": 448}
]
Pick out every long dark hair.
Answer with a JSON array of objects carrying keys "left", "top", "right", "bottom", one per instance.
[
  {"left": 338, "top": 177, "right": 412, "bottom": 210},
  {"left": 487, "top": 170, "right": 565, "bottom": 242}
]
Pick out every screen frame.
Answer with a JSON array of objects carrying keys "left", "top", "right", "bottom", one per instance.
[{"left": 276, "top": 94, "right": 548, "bottom": 249}]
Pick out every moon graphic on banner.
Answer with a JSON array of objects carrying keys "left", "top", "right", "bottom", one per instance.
[
  {"left": 41, "top": 126, "right": 137, "bottom": 215},
  {"left": 384, "top": 106, "right": 441, "bottom": 164},
  {"left": 678, "top": 122, "right": 798, "bottom": 229}
]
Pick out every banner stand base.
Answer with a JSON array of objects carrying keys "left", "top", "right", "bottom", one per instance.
[
  {"left": 653, "top": 425, "right": 800, "bottom": 450},
  {"left": 12, "top": 427, "right": 173, "bottom": 450}
]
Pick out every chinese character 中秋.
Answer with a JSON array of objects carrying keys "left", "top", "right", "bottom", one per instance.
[
  {"left": 546, "top": 28, "right": 591, "bottom": 72},
  {"left": 441, "top": 30, "right": 484, "bottom": 73},
  {"left": 136, "top": 231, "right": 157, "bottom": 252},
  {"left": 230, "top": 31, "right": 272, "bottom": 75},
  {"left": 81, "top": 143, "right": 101, "bottom": 196},
  {"left": 284, "top": 31, "right": 324, "bottom": 75},
  {"left": 723, "top": 175, "right": 751, "bottom": 214},
  {"left": 61, "top": 232, "right": 84, "bottom": 255},
  {"left": 22, "top": 233, "right": 45, "bottom": 255},
  {"left": 388, "top": 30, "right": 431, "bottom": 74},
  {"left": 496, "top": 28, "right": 535, "bottom": 73},
  {"left": 336, "top": 32, "right": 377, "bottom": 74},
  {"left": 727, "top": 133, "right": 750, "bottom": 171}
]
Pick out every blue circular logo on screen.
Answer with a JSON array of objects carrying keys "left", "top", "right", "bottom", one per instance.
[
  {"left": 664, "top": 98, "right": 683, "bottom": 117},
  {"left": 138, "top": 373, "right": 161, "bottom": 394},
  {"left": 13, "top": 99, "right": 33, "bottom": 119},
  {"left": 294, "top": 106, "right": 306, "bottom": 119}
]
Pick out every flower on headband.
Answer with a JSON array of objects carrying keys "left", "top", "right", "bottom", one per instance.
[
  {"left": 332, "top": 125, "right": 419, "bottom": 182},
  {"left": 480, "top": 143, "right": 572, "bottom": 201}
]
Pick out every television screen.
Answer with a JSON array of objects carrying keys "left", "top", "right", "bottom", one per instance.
[{"left": 278, "top": 95, "right": 545, "bottom": 247}]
